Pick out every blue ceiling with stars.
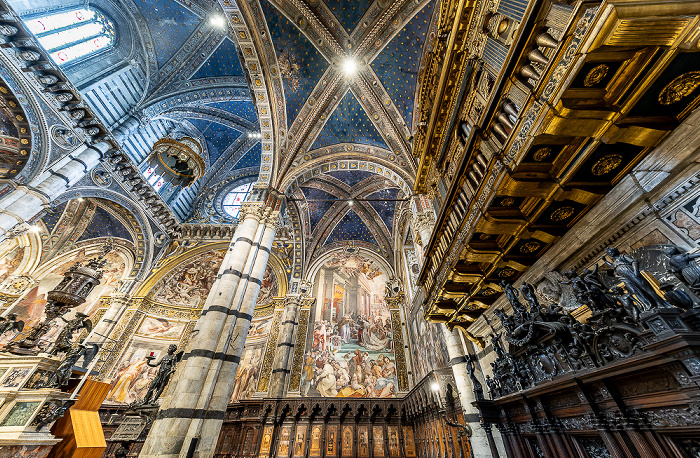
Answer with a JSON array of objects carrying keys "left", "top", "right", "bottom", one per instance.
[
  {"left": 77, "top": 206, "right": 133, "bottom": 243},
  {"left": 135, "top": 0, "right": 200, "bottom": 67},
  {"left": 193, "top": 38, "right": 245, "bottom": 79},
  {"left": 234, "top": 143, "right": 262, "bottom": 169},
  {"left": 311, "top": 91, "right": 388, "bottom": 150},
  {"left": 371, "top": 2, "right": 435, "bottom": 129},
  {"left": 261, "top": 0, "right": 328, "bottom": 124},
  {"left": 325, "top": 170, "right": 375, "bottom": 187},
  {"left": 207, "top": 100, "right": 258, "bottom": 125},
  {"left": 367, "top": 187, "right": 400, "bottom": 234},
  {"left": 325, "top": 210, "right": 377, "bottom": 246},
  {"left": 301, "top": 186, "right": 337, "bottom": 232},
  {"left": 324, "top": 0, "right": 372, "bottom": 33},
  {"left": 187, "top": 118, "right": 243, "bottom": 164}
]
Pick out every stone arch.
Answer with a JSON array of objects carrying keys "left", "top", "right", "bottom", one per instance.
[
  {"left": 53, "top": 186, "right": 155, "bottom": 280},
  {"left": 282, "top": 156, "right": 413, "bottom": 198}
]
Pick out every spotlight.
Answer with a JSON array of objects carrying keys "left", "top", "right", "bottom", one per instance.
[
  {"left": 342, "top": 57, "right": 358, "bottom": 76},
  {"left": 209, "top": 15, "right": 226, "bottom": 29},
  {"left": 430, "top": 382, "right": 440, "bottom": 392},
  {"left": 348, "top": 200, "right": 354, "bottom": 206}
]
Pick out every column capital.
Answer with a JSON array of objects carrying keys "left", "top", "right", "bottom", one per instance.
[{"left": 413, "top": 211, "right": 437, "bottom": 240}]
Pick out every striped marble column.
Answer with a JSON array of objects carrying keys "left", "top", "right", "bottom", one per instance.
[
  {"left": 442, "top": 326, "right": 501, "bottom": 458},
  {"left": 140, "top": 203, "right": 279, "bottom": 458},
  {"left": 267, "top": 295, "right": 302, "bottom": 397},
  {"left": 191, "top": 214, "right": 277, "bottom": 455},
  {"left": 0, "top": 140, "right": 111, "bottom": 239}
]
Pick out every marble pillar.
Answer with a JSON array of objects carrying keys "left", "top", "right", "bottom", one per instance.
[
  {"left": 0, "top": 140, "right": 111, "bottom": 240},
  {"left": 140, "top": 203, "right": 278, "bottom": 458},
  {"left": 268, "top": 296, "right": 302, "bottom": 397},
  {"left": 442, "top": 326, "right": 500, "bottom": 458},
  {"left": 90, "top": 291, "right": 131, "bottom": 344}
]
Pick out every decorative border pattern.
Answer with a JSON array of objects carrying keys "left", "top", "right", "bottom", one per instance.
[
  {"left": 287, "top": 308, "right": 309, "bottom": 392},
  {"left": 257, "top": 309, "right": 283, "bottom": 393},
  {"left": 391, "top": 309, "right": 409, "bottom": 392}
]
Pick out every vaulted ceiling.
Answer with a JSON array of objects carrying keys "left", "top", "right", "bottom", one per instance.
[{"left": 21, "top": 0, "right": 439, "bottom": 265}]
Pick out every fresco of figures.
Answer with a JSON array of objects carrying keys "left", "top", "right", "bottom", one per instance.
[
  {"left": 407, "top": 304, "right": 449, "bottom": 381},
  {"left": 257, "top": 265, "right": 278, "bottom": 308},
  {"left": 301, "top": 252, "right": 398, "bottom": 398},
  {"left": 0, "top": 244, "right": 24, "bottom": 284},
  {"left": 151, "top": 250, "right": 225, "bottom": 307},
  {"left": 105, "top": 334, "right": 179, "bottom": 404},
  {"left": 0, "top": 244, "right": 127, "bottom": 345}
]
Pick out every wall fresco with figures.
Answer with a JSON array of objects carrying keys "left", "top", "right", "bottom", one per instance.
[
  {"left": 150, "top": 250, "right": 225, "bottom": 307},
  {"left": 0, "top": 242, "right": 129, "bottom": 350},
  {"left": 302, "top": 252, "right": 399, "bottom": 398},
  {"left": 230, "top": 314, "right": 272, "bottom": 402},
  {"left": 406, "top": 304, "right": 449, "bottom": 381}
]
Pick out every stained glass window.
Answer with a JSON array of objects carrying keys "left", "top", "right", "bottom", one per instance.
[
  {"left": 222, "top": 183, "right": 253, "bottom": 218},
  {"left": 24, "top": 8, "right": 115, "bottom": 65}
]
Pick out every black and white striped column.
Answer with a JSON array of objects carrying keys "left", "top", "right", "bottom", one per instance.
[{"left": 140, "top": 203, "right": 279, "bottom": 458}]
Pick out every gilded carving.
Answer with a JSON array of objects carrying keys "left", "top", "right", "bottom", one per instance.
[
  {"left": 592, "top": 154, "right": 623, "bottom": 176},
  {"left": 520, "top": 241, "right": 541, "bottom": 254},
  {"left": 583, "top": 64, "right": 609, "bottom": 87},
  {"left": 533, "top": 147, "right": 552, "bottom": 162},
  {"left": 256, "top": 310, "right": 282, "bottom": 393},
  {"left": 659, "top": 71, "right": 700, "bottom": 105},
  {"left": 288, "top": 309, "right": 309, "bottom": 391},
  {"left": 390, "top": 309, "right": 409, "bottom": 391},
  {"left": 550, "top": 206, "right": 575, "bottom": 222}
]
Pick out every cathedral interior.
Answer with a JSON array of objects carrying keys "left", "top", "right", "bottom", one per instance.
[{"left": 0, "top": 0, "right": 698, "bottom": 457}]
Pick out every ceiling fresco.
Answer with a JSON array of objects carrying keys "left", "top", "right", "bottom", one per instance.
[
  {"left": 370, "top": 2, "right": 435, "bottom": 129},
  {"left": 192, "top": 38, "right": 245, "bottom": 79},
  {"left": 207, "top": 100, "right": 258, "bottom": 125},
  {"left": 367, "top": 187, "right": 400, "bottom": 234},
  {"left": 325, "top": 170, "right": 375, "bottom": 188},
  {"left": 301, "top": 186, "right": 336, "bottom": 233},
  {"left": 135, "top": 0, "right": 200, "bottom": 67},
  {"left": 311, "top": 91, "right": 388, "bottom": 150},
  {"left": 324, "top": 0, "right": 372, "bottom": 33},
  {"left": 187, "top": 118, "right": 243, "bottom": 164},
  {"left": 260, "top": 0, "right": 328, "bottom": 124},
  {"left": 14, "top": 0, "right": 438, "bottom": 269},
  {"left": 325, "top": 210, "right": 377, "bottom": 247},
  {"left": 77, "top": 206, "right": 133, "bottom": 244}
]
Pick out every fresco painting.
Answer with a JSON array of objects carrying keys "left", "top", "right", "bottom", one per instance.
[
  {"left": 1, "top": 247, "right": 127, "bottom": 345},
  {"left": 303, "top": 252, "right": 398, "bottom": 398},
  {"left": 135, "top": 316, "right": 188, "bottom": 339},
  {"left": 0, "top": 244, "right": 23, "bottom": 283},
  {"left": 257, "top": 265, "right": 278, "bottom": 307},
  {"left": 230, "top": 338, "right": 266, "bottom": 402},
  {"left": 152, "top": 250, "right": 225, "bottom": 307},
  {"left": 105, "top": 336, "right": 176, "bottom": 404},
  {"left": 407, "top": 304, "right": 449, "bottom": 381}
]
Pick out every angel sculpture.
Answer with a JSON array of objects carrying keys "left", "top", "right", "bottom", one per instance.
[
  {"left": 51, "top": 312, "right": 92, "bottom": 355},
  {"left": 0, "top": 313, "right": 24, "bottom": 337},
  {"left": 142, "top": 344, "right": 183, "bottom": 405}
]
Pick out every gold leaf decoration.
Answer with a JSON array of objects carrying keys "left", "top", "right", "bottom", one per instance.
[
  {"left": 658, "top": 71, "right": 700, "bottom": 105},
  {"left": 592, "top": 153, "right": 623, "bottom": 176},
  {"left": 550, "top": 206, "right": 575, "bottom": 222},
  {"left": 583, "top": 64, "right": 609, "bottom": 87}
]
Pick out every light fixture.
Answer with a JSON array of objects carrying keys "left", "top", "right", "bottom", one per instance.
[
  {"left": 348, "top": 200, "right": 354, "bottom": 206},
  {"left": 209, "top": 15, "right": 226, "bottom": 29},
  {"left": 431, "top": 381, "right": 440, "bottom": 392},
  {"left": 342, "top": 57, "right": 358, "bottom": 76}
]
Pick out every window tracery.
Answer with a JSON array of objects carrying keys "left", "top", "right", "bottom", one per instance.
[{"left": 24, "top": 8, "right": 115, "bottom": 65}]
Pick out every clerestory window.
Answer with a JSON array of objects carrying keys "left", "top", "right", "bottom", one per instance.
[
  {"left": 222, "top": 182, "right": 253, "bottom": 218},
  {"left": 24, "top": 8, "right": 115, "bottom": 65}
]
